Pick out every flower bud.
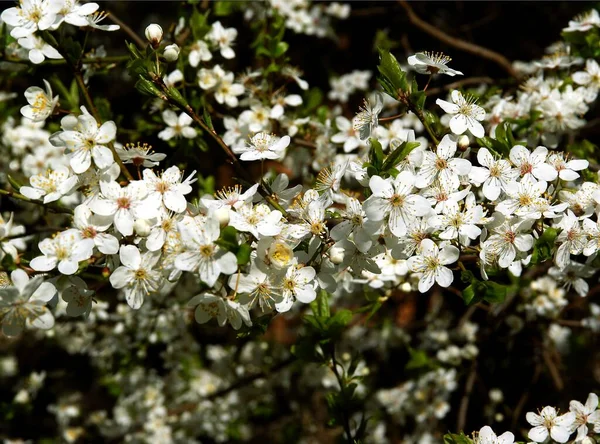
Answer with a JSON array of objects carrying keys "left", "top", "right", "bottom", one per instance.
[
  {"left": 145, "top": 24, "right": 163, "bottom": 48},
  {"left": 457, "top": 134, "right": 470, "bottom": 151},
  {"left": 163, "top": 43, "right": 180, "bottom": 62},
  {"left": 328, "top": 246, "right": 344, "bottom": 264},
  {"left": 133, "top": 219, "right": 152, "bottom": 237},
  {"left": 215, "top": 207, "right": 230, "bottom": 226}
]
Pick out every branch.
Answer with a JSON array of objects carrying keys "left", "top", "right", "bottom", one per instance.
[
  {"left": 398, "top": 1, "right": 519, "bottom": 79},
  {"left": 0, "top": 189, "right": 73, "bottom": 215},
  {"left": 106, "top": 10, "right": 146, "bottom": 49},
  {"left": 425, "top": 76, "right": 495, "bottom": 96},
  {"left": 457, "top": 360, "right": 477, "bottom": 432}
]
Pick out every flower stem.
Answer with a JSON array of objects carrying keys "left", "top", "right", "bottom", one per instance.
[{"left": 0, "top": 189, "right": 73, "bottom": 215}]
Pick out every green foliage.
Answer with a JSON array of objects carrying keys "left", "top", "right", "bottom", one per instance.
[
  {"left": 531, "top": 227, "right": 559, "bottom": 265},
  {"left": 377, "top": 48, "right": 408, "bottom": 100},
  {"left": 444, "top": 432, "right": 474, "bottom": 444},
  {"left": 461, "top": 270, "right": 509, "bottom": 305},
  {"left": 190, "top": 9, "right": 211, "bottom": 39}
]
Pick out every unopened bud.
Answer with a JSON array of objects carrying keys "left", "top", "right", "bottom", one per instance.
[
  {"left": 328, "top": 246, "right": 344, "bottom": 264},
  {"left": 134, "top": 219, "right": 152, "bottom": 237},
  {"left": 145, "top": 24, "right": 163, "bottom": 48},
  {"left": 163, "top": 43, "right": 180, "bottom": 62},
  {"left": 215, "top": 207, "right": 230, "bottom": 226},
  {"left": 458, "top": 134, "right": 470, "bottom": 151}
]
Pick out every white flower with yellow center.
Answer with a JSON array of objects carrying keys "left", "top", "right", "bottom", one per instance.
[
  {"left": 20, "top": 166, "right": 78, "bottom": 203},
  {"left": 1, "top": 0, "right": 57, "bottom": 38},
  {"left": 21, "top": 80, "right": 58, "bottom": 121},
  {"left": 407, "top": 239, "right": 459, "bottom": 293},
  {"left": 58, "top": 113, "right": 117, "bottom": 174},
  {"left": 276, "top": 265, "right": 317, "bottom": 312},
  {"left": 407, "top": 51, "right": 463, "bottom": 76},
  {"left": 229, "top": 202, "right": 283, "bottom": 239},
  {"left": 436, "top": 90, "right": 486, "bottom": 138},
  {"left": 206, "top": 21, "right": 237, "bottom": 59},
  {"left": 158, "top": 110, "right": 197, "bottom": 141},
  {"left": 187, "top": 292, "right": 251, "bottom": 330},
  {"left": 235, "top": 132, "right": 290, "bottom": 161},
  {"left": 143, "top": 165, "right": 196, "bottom": 213},
  {"left": 109, "top": 245, "right": 162, "bottom": 309},
  {"left": 0, "top": 269, "right": 57, "bottom": 337},
  {"left": 175, "top": 215, "right": 238, "bottom": 286},
  {"left": 17, "top": 34, "right": 63, "bottom": 64},
  {"left": 30, "top": 229, "right": 94, "bottom": 275}
]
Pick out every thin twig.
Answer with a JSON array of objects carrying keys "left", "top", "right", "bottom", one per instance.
[
  {"left": 457, "top": 360, "right": 477, "bottom": 432},
  {"left": 106, "top": 10, "right": 146, "bottom": 49},
  {"left": 0, "top": 189, "right": 73, "bottom": 215},
  {"left": 542, "top": 346, "right": 564, "bottom": 391},
  {"left": 511, "top": 364, "right": 542, "bottom": 429},
  {"left": 426, "top": 76, "right": 495, "bottom": 96},
  {"left": 1, "top": 55, "right": 130, "bottom": 66},
  {"left": 398, "top": 0, "right": 519, "bottom": 79}
]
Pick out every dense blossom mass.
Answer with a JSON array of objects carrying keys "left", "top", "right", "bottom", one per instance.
[{"left": 1, "top": 0, "right": 600, "bottom": 442}]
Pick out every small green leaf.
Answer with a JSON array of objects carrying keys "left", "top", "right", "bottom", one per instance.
[
  {"left": 377, "top": 48, "right": 408, "bottom": 99},
  {"left": 310, "top": 289, "right": 330, "bottom": 319},
  {"left": 369, "top": 138, "right": 384, "bottom": 172},
  {"left": 382, "top": 141, "right": 420, "bottom": 170},
  {"left": 236, "top": 244, "right": 252, "bottom": 265},
  {"left": 273, "top": 41, "right": 289, "bottom": 57}
]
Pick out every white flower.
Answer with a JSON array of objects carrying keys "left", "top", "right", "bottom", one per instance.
[
  {"left": 407, "top": 51, "right": 463, "bottom": 76},
  {"left": 89, "top": 181, "right": 158, "bottom": 236},
  {"left": 229, "top": 203, "right": 283, "bottom": 239},
  {"left": 21, "top": 80, "right": 59, "bottom": 121},
  {"left": 115, "top": 142, "right": 166, "bottom": 168},
  {"left": 569, "top": 393, "right": 600, "bottom": 441},
  {"left": 163, "top": 43, "right": 180, "bottom": 62},
  {"left": 428, "top": 192, "right": 484, "bottom": 245},
  {"left": 20, "top": 166, "right": 78, "bottom": 203},
  {"left": 407, "top": 239, "right": 459, "bottom": 293},
  {"left": 17, "top": 34, "right": 63, "bottom": 64},
  {"left": 0, "top": 213, "right": 26, "bottom": 262},
  {"left": 547, "top": 153, "right": 589, "bottom": 181},
  {"left": 475, "top": 425, "right": 514, "bottom": 444},
  {"left": 84, "top": 10, "right": 119, "bottom": 31},
  {"left": 230, "top": 264, "right": 283, "bottom": 311},
  {"left": 157, "top": 110, "right": 197, "bottom": 140},
  {"left": 175, "top": 215, "right": 238, "bottom": 286},
  {"left": 1, "top": 0, "right": 57, "bottom": 38},
  {"left": 187, "top": 293, "right": 251, "bottom": 330},
  {"left": 73, "top": 204, "right": 119, "bottom": 255},
  {"left": 563, "top": 9, "right": 600, "bottom": 32},
  {"left": 331, "top": 116, "right": 362, "bottom": 153},
  {"left": 482, "top": 214, "right": 534, "bottom": 268},
  {"left": 109, "top": 245, "right": 162, "bottom": 309},
  {"left": 509, "top": 145, "right": 557, "bottom": 183},
  {"left": 469, "top": 147, "right": 517, "bottom": 201},
  {"left": 59, "top": 114, "right": 116, "bottom": 173},
  {"left": 555, "top": 211, "right": 586, "bottom": 269},
  {"left": 188, "top": 40, "right": 212, "bottom": 67},
  {"left": 330, "top": 197, "right": 374, "bottom": 253},
  {"left": 51, "top": 0, "right": 99, "bottom": 27},
  {"left": 206, "top": 21, "right": 237, "bottom": 59},
  {"left": 526, "top": 406, "right": 576, "bottom": 443},
  {"left": 142, "top": 166, "right": 196, "bottom": 213},
  {"left": 214, "top": 71, "right": 244, "bottom": 107},
  {"left": 61, "top": 276, "right": 94, "bottom": 318},
  {"left": 496, "top": 180, "right": 547, "bottom": 217},
  {"left": 0, "top": 269, "right": 56, "bottom": 336},
  {"left": 436, "top": 90, "right": 485, "bottom": 138},
  {"left": 363, "top": 172, "right": 431, "bottom": 237},
  {"left": 353, "top": 92, "right": 384, "bottom": 141},
  {"left": 30, "top": 229, "right": 94, "bottom": 275},
  {"left": 234, "top": 132, "right": 290, "bottom": 161},
  {"left": 416, "top": 134, "right": 472, "bottom": 189},
  {"left": 202, "top": 183, "right": 259, "bottom": 211},
  {"left": 276, "top": 266, "right": 317, "bottom": 312}
]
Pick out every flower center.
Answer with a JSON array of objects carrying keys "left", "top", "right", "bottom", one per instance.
[{"left": 117, "top": 197, "right": 131, "bottom": 209}]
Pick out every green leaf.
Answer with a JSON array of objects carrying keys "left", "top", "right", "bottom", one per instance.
[
  {"left": 304, "top": 87, "right": 323, "bottom": 113},
  {"left": 190, "top": 9, "right": 211, "bottom": 40},
  {"left": 444, "top": 432, "right": 474, "bottom": 444},
  {"left": 483, "top": 281, "right": 508, "bottom": 303},
  {"left": 377, "top": 48, "right": 408, "bottom": 99},
  {"left": 236, "top": 244, "right": 252, "bottom": 266},
  {"left": 406, "top": 348, "right": 433, "bottom": 370},
  {"left": 202, "top": 105, "right": 214, "bottom": 131},
  {"left": 382, "top": 141, "right": 420, "bottom": 170},
  {"left": 369, "top": 138, "right": 384, "bottom": 172},
  {"left": 69, "top": 79, "right": 79, "bottom": 108},
  {"left": 273, "top": 41, "right": 289, "bottom": 58},
  {"left": 310, "top": 289, "right": 330, "bottom": 318},
  {"left": 531, "top": 227, "right": 559, "bottom": 265}
]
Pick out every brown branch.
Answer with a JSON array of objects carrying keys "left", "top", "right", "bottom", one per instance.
[
  {"left": 511, "top": 364, "right": 542, "bottom": 429},
  {"left": 426, "top": 76, "right": 495, "bottom": 97},
  {"left": 457, "top": 360, "right": 477, "bottom": 432},
  {"left": 106, "top": 9, "right": 146, "bottom": 49},
  {"left": 398, "top": 0, "right": 519, "bottom": 79},
  {"left": 542, "top": 346, "right": 564, "bottom": 391}
]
